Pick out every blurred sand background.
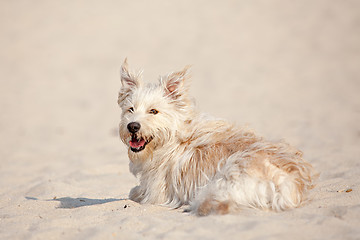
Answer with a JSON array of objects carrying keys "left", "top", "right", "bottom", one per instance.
[{"left": 1, "top": 0, "right": 360, "bottom": 239}]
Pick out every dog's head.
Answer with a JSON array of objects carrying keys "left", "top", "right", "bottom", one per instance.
[{"left": 118, "top": 59, "right": 194, "bottom": 160}]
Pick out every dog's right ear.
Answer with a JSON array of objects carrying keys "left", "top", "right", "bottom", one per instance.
[
  {"left": 120, "top": 58, "right": 141, "bottom": 88},
  {"left": 118, "top": 58, "right": 142, "bottom": 105}
]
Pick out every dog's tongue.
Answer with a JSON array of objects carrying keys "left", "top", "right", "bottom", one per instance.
[{"left": 130, "top": 138, "right": 146, "bottom": 148}]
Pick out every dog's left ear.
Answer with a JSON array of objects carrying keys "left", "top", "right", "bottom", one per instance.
[{"left": 161, "top": 65, "right": 191, "bottom": 99}]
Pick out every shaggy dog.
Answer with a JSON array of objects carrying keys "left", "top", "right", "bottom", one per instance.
[{"left": 118, "top": 59, "right": 317, "bottom": 215}]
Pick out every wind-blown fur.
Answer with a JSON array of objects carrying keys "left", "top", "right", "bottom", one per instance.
[{"left": 118, "top": 59, "right": 317, "bottom": 216}]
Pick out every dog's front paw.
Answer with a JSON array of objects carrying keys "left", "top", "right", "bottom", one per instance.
[{"left": 129, "top": 186, "right": 145, "bottom": 203}]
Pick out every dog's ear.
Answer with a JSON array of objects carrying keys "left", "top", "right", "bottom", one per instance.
[
  {"left": 118, "top": 58, "right": 142, "bottom": 105},
  {"left": 120, "top": 58, "right": 141, "bottom": 88},
  {"left": 161, "top": 65, "right": 191, "bottom": 99}
]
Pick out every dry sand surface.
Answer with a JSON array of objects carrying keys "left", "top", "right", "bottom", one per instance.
[{"left": 1, "top": 1, "right": 360, "bottom": 239}]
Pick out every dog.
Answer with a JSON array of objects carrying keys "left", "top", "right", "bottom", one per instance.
[{"left": 118, "top": 59, "right": 317, "bottom": 215}]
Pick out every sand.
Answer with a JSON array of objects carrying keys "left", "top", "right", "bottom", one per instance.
[{"left": 1, "top": 0, "right": 359, "bottom": 239}]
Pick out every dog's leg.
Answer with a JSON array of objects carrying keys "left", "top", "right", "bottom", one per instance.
[
  {"left": 191, "top": 149, "right": 315, "bottom": 215},
  {"left": 191, "top": 170, "right": 273, "bottom": 216},
  {"left": 129, "top": 186, "right": 145, "bottom": 203},
  {"left": 196, "top": 198, "right": 232, "bottom": 216}
]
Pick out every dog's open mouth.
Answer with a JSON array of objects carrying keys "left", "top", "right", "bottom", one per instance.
[{"left": 129, "top": 134, "right": 152, "bottom": 152}]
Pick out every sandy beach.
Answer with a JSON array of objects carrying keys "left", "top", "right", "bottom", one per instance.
[{"left": 1, "top": 0, "right": 359, "bottom": 239}]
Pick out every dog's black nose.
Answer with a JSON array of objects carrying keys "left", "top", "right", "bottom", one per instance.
[{"left": 127, "top": 122, "right": 141, "bottom": 133}]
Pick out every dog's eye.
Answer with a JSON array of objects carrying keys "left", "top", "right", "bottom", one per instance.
[
  {"left": 128, "top": 107, "right": 134, "bottom": 113},
  {"left": 149, "top": 109, "right": 159, "bottom": 115}
]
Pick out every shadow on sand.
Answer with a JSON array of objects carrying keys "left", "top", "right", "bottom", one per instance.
[{"left": 26, "top": 196, "right": 126, "bottom": 209}]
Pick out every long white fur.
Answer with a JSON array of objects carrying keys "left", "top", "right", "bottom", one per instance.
[{"left": 118, "top": 60, "right": 317, "bottom": 215}]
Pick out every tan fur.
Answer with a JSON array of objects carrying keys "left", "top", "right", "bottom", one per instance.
[
  {"left": 118, "top": 60, "right": 318, "bottom": 215},
  {"left": 197, "top": 199, "right": 231, "bottom": 216}
]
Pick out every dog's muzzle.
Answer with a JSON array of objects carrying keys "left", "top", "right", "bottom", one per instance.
[{"left": 127, "top": 122, "right": 152, "bottom": 152}]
